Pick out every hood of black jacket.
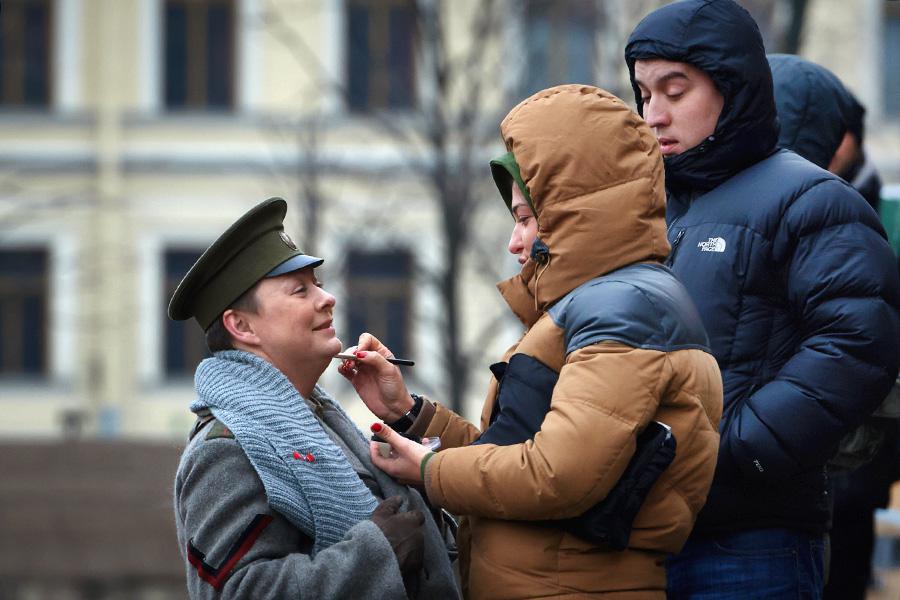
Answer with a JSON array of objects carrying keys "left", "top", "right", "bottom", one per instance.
[
  {"left": 768, "top": 53, "right": 854, "bottom": 169},
  {"left": 625, "top": 0, "right": 779, "bottom": 194}
]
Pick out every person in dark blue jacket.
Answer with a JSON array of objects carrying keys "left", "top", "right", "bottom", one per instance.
[
  {"left": 769, "top": 52, "right": 900, "bottom": 600},
  {"left": 768, "top": 54, "right": 856, "bottom": 171},
  {"left": 625, "top": 1, "right": 900, "bottom": 598},
  {"left": 769, "top": 53, "right": 882, "bottom": 214},
  {"left": 828, "top": 90, "right": 883, "bottom": 214}
]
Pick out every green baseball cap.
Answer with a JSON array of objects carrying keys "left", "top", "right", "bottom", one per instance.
[
  {"left": 489, "top": 151, "right": 534, "bottom": 216},
  {"left": 168, "top": 197, "right": 323, "bottom": 330}
]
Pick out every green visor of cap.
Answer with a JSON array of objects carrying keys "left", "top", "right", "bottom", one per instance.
[
  {"left": 489, "top": 151, "right": 534, "bottom": 217},
  {"left": 167, "top": 197, "right": 323, "bottom": 331}
]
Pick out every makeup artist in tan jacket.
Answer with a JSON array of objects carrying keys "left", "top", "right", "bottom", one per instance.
[{"left": 340, "top": 85, "right": 723, "bottom": 599}]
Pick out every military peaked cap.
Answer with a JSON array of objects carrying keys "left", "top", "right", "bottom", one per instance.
[{"left": 168, "top": 197, "right": 323, "bottom": 330}]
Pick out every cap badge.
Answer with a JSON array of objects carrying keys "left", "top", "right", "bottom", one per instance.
[{"left": 279, "top": 231, "right": 297, "bottom": 250}]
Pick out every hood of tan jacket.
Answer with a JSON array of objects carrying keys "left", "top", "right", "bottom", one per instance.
[{"left": 496, "top": 85, "right": 670, "bottom": 327}]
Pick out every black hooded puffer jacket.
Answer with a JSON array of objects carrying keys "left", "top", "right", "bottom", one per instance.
[
  {"left": 626, "top": 0, "right": 900, "bottom": 535},
  {"left": 626, "top": 0, "right": 778, "bottom": 194},
  {"left": 769, "top": 53, "right": 883, "bottom": 212},
  {"left": 768, "top": 53, "right": 855, "bottom": 170}
]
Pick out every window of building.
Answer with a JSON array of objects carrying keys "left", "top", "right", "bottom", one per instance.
[
  {"left": 345, "top": 249, "right": 413, "bottom": 359},
  {"left": 346, "top": 0, "right": 416, "bottom": 112},
  {"left": 885, "top": 3, "right": 900, "bottom": 116},
  {"left": 0, "top": 248, "right": 48, "bottom": 376},
  {"left": 522, "top": 0, "right": 596, "bottom": 97},
  {"left": 0, "top": 0, "right": 52, "bottom": 107},
  {"left": 163, "top": 248, "right": 209, "bottom": 378},
  {"left": 164, "top": 0, "right": 235, "bottom": 110}
]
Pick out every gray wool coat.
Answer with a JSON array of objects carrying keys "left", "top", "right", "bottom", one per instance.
[{"left": 174, "top": 399, "right": 459, "bottom": 599}]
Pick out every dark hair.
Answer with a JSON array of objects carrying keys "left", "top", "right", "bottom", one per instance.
[{"left": 204, "top": 284, "right": 260, "bottom": 353}]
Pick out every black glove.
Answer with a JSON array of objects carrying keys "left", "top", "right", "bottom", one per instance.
[{"left": 370, "top": 496, "right": 425, "bottom": 580}]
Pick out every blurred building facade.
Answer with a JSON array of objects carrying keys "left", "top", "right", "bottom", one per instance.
[
  {"left": 0, "top": 0, "right": 522, "bottom": 443},
  {"left": 5, "top": 0, "right": 898, "bottom": 440},
  {"left": 1, "top": 0, "right": 899, "bottom": 597}
]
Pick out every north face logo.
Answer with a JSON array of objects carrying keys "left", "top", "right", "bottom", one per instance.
[{"left": 698, "top": 237, "right": 727, "bottom": 252}]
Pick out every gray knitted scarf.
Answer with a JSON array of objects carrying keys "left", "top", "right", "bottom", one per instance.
[{"left": 191, "top": 350, "right": 378, "bottom": 554}]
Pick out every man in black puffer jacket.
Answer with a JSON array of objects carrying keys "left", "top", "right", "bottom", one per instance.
[
  {"left": 625, "top": 1, "right": 900, "bottom": 598},
  {"left": 769, "top": 52, "right": 900, "bottom": 600}
]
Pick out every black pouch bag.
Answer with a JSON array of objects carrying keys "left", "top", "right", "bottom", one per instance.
[
  {"left": 555, "top": 420, "right": 676, "bottom": 550},
  {"left": 477, "top": 353, "right": 677, "bottom": 550}
]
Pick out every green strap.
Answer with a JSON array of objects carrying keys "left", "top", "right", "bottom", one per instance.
[{"left": 420, "top": 451, "right": 437, "bottom": 482}]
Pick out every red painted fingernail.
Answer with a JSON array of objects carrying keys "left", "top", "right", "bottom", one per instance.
[
  {"left": 293, "top": 451, "right": 301, "bottom": 460},
  {"left": 371, "top": 422, "right": 383, "bottom": 433},
  {"left": 355, "top": 351, "right": 367, "bottom": 358},
  {"left": 306, "top": 453, "right": 315, "bottom": 462}
]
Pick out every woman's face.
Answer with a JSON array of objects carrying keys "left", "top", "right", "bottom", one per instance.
[
  {"left": 245, "top": 267, "right": 342, "bottom": 368},
  {"left": 507, "top": 183, "right": 538, "bottom": 267}
]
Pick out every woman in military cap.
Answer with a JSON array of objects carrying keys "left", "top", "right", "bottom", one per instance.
[{"left": 168, "top": 197, "right": 458, "bottom": 599}]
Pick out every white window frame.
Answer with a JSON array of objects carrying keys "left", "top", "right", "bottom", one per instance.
[
  {"left": 0, "top": 231, "right": 77, "bottom": 383},
  {"left": 137, "top": 228, "right": 215, "bottom": 385},
  {"left": 55, "top": 0, "right": 83, "bottom": 112},
  {"left": 138, "top": 0, "right": 260, "bottom": 114}
]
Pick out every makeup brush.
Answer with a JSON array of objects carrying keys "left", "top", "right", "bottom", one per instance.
[{"left": 333, "top": 353, "right": 415, "bottom": 367}]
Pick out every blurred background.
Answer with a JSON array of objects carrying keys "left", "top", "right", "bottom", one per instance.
[{"left": 1, "top": 0, "right": 899, "bottom": 597}]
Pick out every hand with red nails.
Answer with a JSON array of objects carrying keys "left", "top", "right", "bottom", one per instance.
[
  {"left": 370, "top": 422, "right": 432, "bottom": 484},
  {"left": 337, "top": 333, "right": 416, "bottom": 422}
]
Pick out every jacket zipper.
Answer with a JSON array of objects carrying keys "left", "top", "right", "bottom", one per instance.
[{"left": 666, "top": 228, "right": 686, "bottom": 267}]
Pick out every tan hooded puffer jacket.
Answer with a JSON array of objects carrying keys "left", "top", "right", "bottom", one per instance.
[{"left": 421, "top": 85, "right": 722, "bottom": 599}]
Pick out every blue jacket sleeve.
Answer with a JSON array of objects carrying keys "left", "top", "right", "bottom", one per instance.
[{"left": 718, "top": 179, "right": 900, "bottom": 481}]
